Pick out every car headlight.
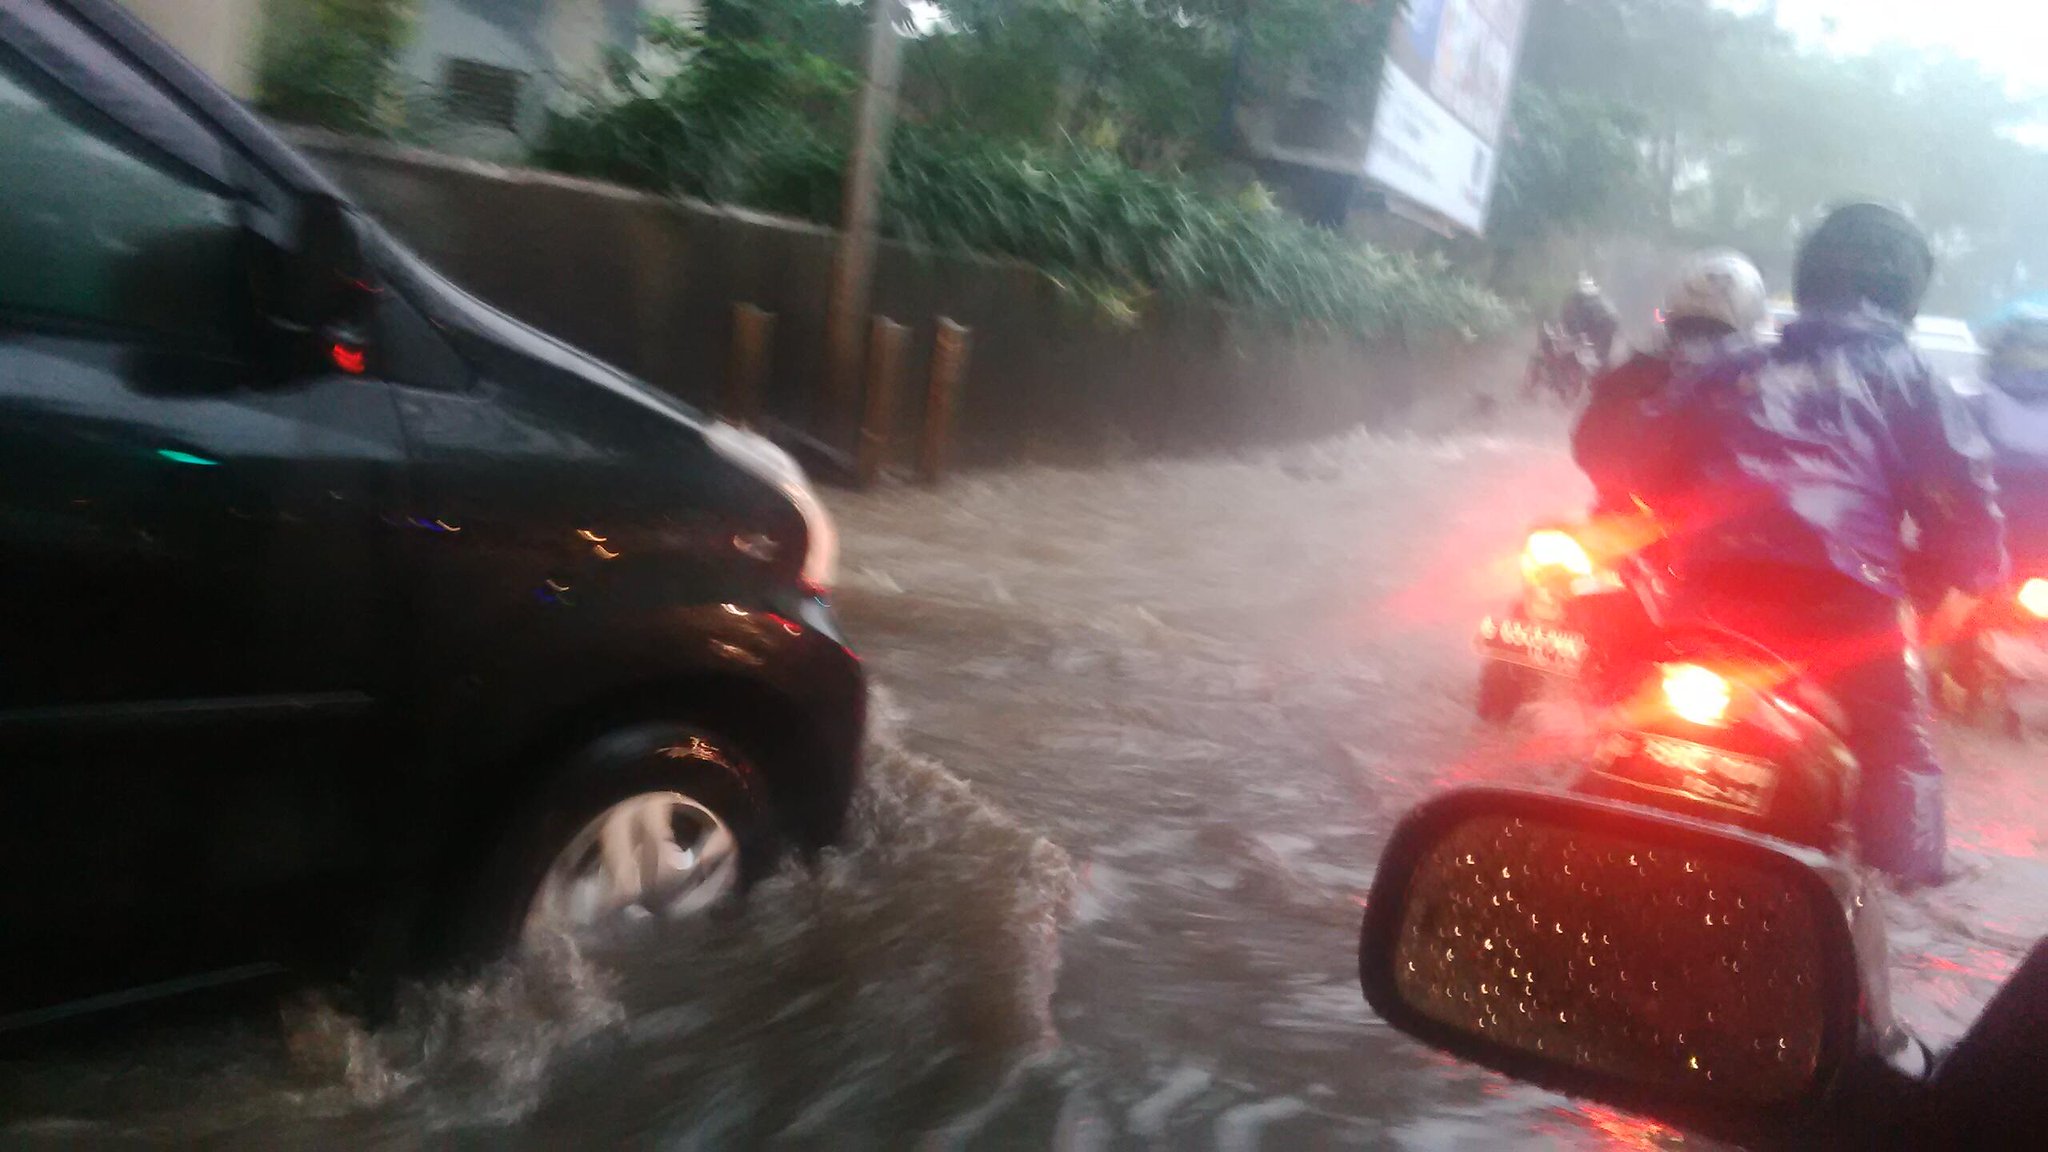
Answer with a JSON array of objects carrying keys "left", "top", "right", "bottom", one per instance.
[{"left": 703, "top": 422, "right": 838, "bottom": 593}]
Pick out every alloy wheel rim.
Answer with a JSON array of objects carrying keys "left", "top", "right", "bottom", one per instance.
[{"left": 525, "top": 791, "right": 739, "bottom": 941}]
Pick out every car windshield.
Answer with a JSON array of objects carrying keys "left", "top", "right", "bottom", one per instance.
[{"left": 15, "top": 1, "right": 2048, "bottom": 1149}]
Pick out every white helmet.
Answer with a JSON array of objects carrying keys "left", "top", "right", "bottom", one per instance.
[{"left": 1664, "top": 250, "right": 1768, "bottom": 334}]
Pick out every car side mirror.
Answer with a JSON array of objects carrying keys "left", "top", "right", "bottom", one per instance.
[
  {"left": 250, "top": 192, "right": 373, "bottom": 376},
  {"left": 1359, "top": 788, "right": 1865, "bottom": 1143}
]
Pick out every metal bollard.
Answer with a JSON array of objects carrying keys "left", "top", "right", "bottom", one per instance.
[
  {"left": 856, "top": 316, "right": 908, "bottom": 487},
  {"left": 724, "top": 303, "right": 774, "bottom": 427},
  {"left": 919, "top": 318, "right": 970, "bottom": 485}
]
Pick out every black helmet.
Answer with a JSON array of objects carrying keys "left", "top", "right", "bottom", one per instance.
[{"left": 1792, "top": 202, "right": 1934, "bottom": 321}]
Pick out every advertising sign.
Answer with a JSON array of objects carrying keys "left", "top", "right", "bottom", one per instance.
[{"left": 1363, "top": 0, "right": 1530, "bottom": 234}]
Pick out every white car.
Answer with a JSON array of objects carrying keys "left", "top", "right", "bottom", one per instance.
[
  {"left": 1763, "top": 306, "right": 1982, "bottom": 394},
  {"left": 1913, "top": 314, "right": 1985, "bottom": 396}
]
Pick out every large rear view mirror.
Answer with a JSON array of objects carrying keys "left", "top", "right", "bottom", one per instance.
[{"left": 1359, "top": 788, "right": 1863, "bottom": 1141}]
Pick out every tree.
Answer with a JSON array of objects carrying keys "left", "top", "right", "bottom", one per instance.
[
  {"left": 897, "top": 0, "right": 1399, "bottom": 173},
  {"left": 256, "top": 0, "right": 416, "bottom": 135},
  {"left": 1499, "top": 0, "right": 2048, "bottom": 313}
]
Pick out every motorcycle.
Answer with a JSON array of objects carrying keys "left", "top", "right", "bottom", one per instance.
[
  {"left": 1473, "top": 513, "right": 1666, "bottom": 724},
  {"left": 1928, "top": 574, "right": 2048, "bottom": 738},
  {"left": 1475, "top": 516, "right": 1862, "bottom": 857},
  {"left": 1357, "top": 787, "right": 2048, "bottom": 1148},
  {"left": 1574, "top": 619, "right": 1859, "bottom": 856},
  {"left": 1526, "top": 323, "right": 1600, "bottom": 404}
]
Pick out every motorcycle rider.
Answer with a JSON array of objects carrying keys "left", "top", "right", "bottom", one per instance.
[
  {"left": 1572, "top": 250, "right": 1769, "bottom": 515},
  {"left": 1973, "top": 303, "right": 2048, "bottom": 565},
  {"left": 1637, "top": 204, "right": 2006, "bottom": 887},
  {"left": 1922, "top": 303, "right": 2048, "bottom": 717},
  {"left": 1561, "top": 276, "right": 1621, "bottom": 366}
]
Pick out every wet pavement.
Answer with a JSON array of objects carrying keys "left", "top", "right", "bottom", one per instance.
[{"left": 5, "top": 413, "right": 2046, "bottom": 1149}]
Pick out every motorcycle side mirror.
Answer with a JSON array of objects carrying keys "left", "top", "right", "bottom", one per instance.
[{"left": 1359, "top": 788, "right": 1864, "bottom": 1143}]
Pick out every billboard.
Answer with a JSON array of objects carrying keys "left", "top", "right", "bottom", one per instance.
[{"left": 1363, "top": 0, "right": 1530, "bottom": 234}]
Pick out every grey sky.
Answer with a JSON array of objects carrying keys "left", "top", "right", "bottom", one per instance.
[{"left": 1739, "top": 0, "right": 2048, "bottom": 92}]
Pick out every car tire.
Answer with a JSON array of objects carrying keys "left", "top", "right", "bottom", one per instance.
[
  {"left": 1477, "top": 661, "right": 1533, "bottom": 725},
  {"left": 464, "top": 722, "right": 783, "bottom": 959}
]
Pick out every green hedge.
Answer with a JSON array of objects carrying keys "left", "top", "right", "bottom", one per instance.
[
  {"left": 255, "top": 0, "right": 416, "bottom": 136},
  {"left": 536, "top": 18, "right": 1511, "bottom": 343}
]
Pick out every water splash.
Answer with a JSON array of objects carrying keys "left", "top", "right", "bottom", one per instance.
[{"left": 0, "top": 700, "right": 1075, "bottom": 1149}]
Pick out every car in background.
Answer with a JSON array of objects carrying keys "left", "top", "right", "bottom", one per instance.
[
  {"left": 1915, "top": 314, "right": 1986, "bottom": 395},
  {"left": 1764, "top": 304, "right": 1983, "bottom": 393},
  {"left": 0, "top": 0, "right": 863, "bottom": 1029}
]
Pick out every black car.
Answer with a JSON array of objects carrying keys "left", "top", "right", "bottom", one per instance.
[{"left": 0, "top": 0, "right": 863, "bottom": 1027}]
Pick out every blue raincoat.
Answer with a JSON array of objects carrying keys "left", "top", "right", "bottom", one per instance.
[
  {"left": 1576, "top": 303, "right": 2008, "bottom": 886},
  {"left": 1653, "top": 304, "right": 2007, "bottom": 601},
  {"left": 1973, "top": 362, "right": 2048, "bottom": 569}
]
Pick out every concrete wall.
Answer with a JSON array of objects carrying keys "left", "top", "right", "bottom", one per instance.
[
  {"left": 123, "top": 0, "right": 267, "bottom": 97},
  {"left": 295, "top": 132, "right": 1519, "bottom": 470}
]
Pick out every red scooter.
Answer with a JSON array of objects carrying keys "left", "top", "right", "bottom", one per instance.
[{"left": 1474, "top": 513, "right": 1666, "bottom": 724}]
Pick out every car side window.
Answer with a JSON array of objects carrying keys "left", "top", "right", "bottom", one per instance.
[{"left": 0, "top": 47, "right": 244, "bottom": 350}]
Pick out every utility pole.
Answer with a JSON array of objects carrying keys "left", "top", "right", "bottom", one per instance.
[{"left": 824, "top": 0, "right": 905, "bottom": 447}]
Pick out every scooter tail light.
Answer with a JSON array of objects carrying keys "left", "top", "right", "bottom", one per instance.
[
  {"left": 1522, "top": 529, "right": 1594, "bottom": 583},
  {"left": 2017, "top": 578, "right": 2048, "bottom": 619},
  {"left": 1661, "top": 663, "right": 1733, "bottom": 727}
]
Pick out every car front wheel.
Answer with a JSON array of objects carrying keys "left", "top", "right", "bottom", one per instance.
[{"left": 473, "top": 723, "right": 782, "bottom": 955}]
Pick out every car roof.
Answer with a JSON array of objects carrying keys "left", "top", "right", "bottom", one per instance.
[{"left": 1916, "top": 315, "right": 1976, "bottom": 342}]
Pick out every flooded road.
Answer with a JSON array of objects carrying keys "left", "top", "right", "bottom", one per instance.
[{"left": 6, "top": 414, "right": 2045, "bottom": 1149}]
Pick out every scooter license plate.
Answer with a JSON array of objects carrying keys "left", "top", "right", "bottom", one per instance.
[
  {"left": 1476, "top": 616, "right": 1589, "bottom": 676},
  {"left": 1597, "top": 732, "right": 1778, "bottom": 816}
]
